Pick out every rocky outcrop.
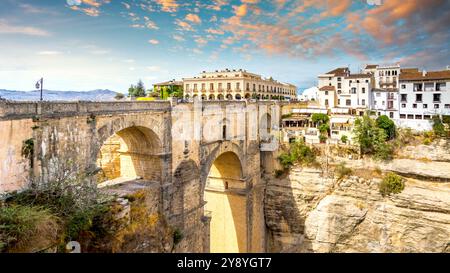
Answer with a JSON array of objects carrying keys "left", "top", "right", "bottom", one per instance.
[
  {"left": 397, "top": 139, "right": 450, "bottom": 162},
  {"left": 264, "top": 164, "right": 450, "bottom": 253}
]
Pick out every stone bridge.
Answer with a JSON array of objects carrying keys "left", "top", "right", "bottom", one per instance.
[{"left": 0, "top": 100, "right": 282, "bottom": 253}]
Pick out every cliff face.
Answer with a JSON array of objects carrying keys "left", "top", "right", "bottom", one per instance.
[{"left": 265, "top": 164, "right": 450, "bottom": 253}]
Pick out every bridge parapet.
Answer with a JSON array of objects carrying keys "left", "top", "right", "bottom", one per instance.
[{"left": 0, "top": 100, "right": 171, "bottom": 120}]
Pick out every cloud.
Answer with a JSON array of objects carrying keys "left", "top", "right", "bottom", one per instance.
[
  {"left": 206, "top": 28, "right": 224, "bottom": 35},
  {"left": 121, "top": 2, "right": 131, "bottom": 9},
  {"left": 173, "top": 34, "right": 185, "bottom": 41},
  {"left": 186, "top": 14, "right": 201, "bottom": 24},
  {"left": 148, "top": 39, "right": 159, "bottom": 45},
  {"left": 175, "top": 19, "right": 194, "bottom": 31},
  {"left": 38, "top": 51, "right": 62, "bottom": 56},
  {"left": 155, "top": 0, "right": 179, "bottom": 12},
  {"left": 0, "top": 21, "right": 50, "bottom": 36}
]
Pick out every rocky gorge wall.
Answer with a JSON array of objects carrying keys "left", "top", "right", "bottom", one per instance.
[{"left": 264, "top": 147, "right": 450, "bottom": 253}]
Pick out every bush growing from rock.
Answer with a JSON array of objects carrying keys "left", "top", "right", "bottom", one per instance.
[{"left": 379, "top": 173, "right": 405, "bottom": 197}]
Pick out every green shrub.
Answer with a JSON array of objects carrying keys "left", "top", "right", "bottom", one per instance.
[
  {"left": 423, "top": 138, "right": 432, "bottom": 145},
  {"left": 442, "top": 115, "right": 450, "bottom": 125},
  {"left": 379, "top": 173, "right": 405, "bottom": 197},
  {"left": 278, "top": 141, "right": 316, "bottom": 169},
  {"left": 274, "top": 169, "right": 285, "bottom": 178},
  {"left": 335, "top": 162, "right": 352, "bottom": 180},
  {"left": 0, "top": 205, "right": 59, "bottom": 252},
  {"left": 311, "top": 113, "right": 329, "bottom": 124},
  {"left": 319, "top": 123, "right": 330, "bottom": 133},
  {"left": 319, "top": 134, "right": 327, "bottom": 143},
  {"left": 432, "top": 115, "right": 447, "bottom": 137},
  {"left": 376, "top": 115, "right": 396, "bottom": 140},
  {"left": 173, "top": 229, "right": 183, "bottom": 245},
  {"left": 341, "top": 135, "right": 348, "bottom": 144}
]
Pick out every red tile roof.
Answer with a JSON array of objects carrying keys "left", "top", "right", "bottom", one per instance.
[
  {"left": 325, "top": 67, "right": 349, "bottom": 76},
  {"left": 345, "top": 74, "right": 372, "bottom": 79},
  {"left": 365, "top": 64, "right": 378, "bottom": 69},
  {"left": 400, "top": 70, "right": 450, "bottom": 81},
  {"left": 319, "top": 86, "right": 336, "bottom": 91}
]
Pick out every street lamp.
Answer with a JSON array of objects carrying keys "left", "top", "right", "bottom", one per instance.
[{"left": 35, "top": 78, "right": 43, "bottom": 101}]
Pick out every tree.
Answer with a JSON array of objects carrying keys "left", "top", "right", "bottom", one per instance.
[
  {"left": 376, "top": 115, "right": 396, "bottom": 140},
  {"left": 128, "top": 80, "right": 146, "bottom": 98},
  {"left": 114, "top": 93, "right": 125, "bottom": 100},
  {"left": 432, "top": 115, "right": 447, "bottom": 137},
  {"left": 353, "top": 114, "right": 393, "bottom": 160},
  {"left": 311, "top": 113, "right": 329, "bottom": 125}
]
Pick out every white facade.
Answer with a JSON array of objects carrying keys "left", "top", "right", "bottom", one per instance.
[
  {"left": 397, "top": 70, "right": 450, "bottom": 131},
  {"left": 317, "top": 68, "right": 372, "bottom": 116}
]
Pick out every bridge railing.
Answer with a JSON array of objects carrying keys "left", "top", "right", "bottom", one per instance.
[{"left": 0, "top": 100, "right": 172, "bottom": 119}]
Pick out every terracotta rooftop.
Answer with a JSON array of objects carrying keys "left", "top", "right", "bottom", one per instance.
[
  {"left": 365, "top": 64, "right": 378, "bottom": 69},
  {"left": 399, "top": 70, "right": 450, "bottom": 81},
  {"left": 401, "top": 68, "right": 420, "bottom": 73},
  {"left": 345, "top": 74, "right": 372, "bottom": 79},
  {"left": 325, "top": 67, "right": 349, "bottom": 76},
  {"left": 319, "top": 86, "right": 336, "bottom": 91}
]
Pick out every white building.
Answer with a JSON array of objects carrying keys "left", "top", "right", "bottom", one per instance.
[
  {"left": 397, "top": 68, "right": 450, "bottom": 131},
  {"left": 298, "top": 86, "right": 318, "bottom": 101},
  {"left": 317, "top": 67, "right": 372, "bottom": 116}
]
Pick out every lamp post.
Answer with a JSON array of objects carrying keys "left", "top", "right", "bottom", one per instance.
[{"left": 35, "top": 78, "right": 43, "bottom": 101}]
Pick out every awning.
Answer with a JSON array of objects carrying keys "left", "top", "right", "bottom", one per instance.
[
  {"left": 331, "top": 108, "right": 350, "bottom": 114},
  {"left": 330, "top": 117, "right": 350, "bottom": 124},
  {"left": 292, "top": 108, "right": 327, "bottom": 114}
]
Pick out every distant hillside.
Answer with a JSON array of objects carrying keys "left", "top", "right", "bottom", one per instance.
[{"left": 0, "top": 89, "right": 120, "bottom": 101}]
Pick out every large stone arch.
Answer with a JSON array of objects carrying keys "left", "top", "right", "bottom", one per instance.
[
  {"left": 200, "top": 142, "right": 248, "bottom": 253},
  {"left": 94, "top": 116, "right": 166, "bottom": 185},
  {"left": 200, "top": 142, "right": 246, "bottom": 187}
]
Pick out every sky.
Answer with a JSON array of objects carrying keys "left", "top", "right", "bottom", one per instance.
[{"left": 0, "top": 0, "right": 449, "bottom": 93}]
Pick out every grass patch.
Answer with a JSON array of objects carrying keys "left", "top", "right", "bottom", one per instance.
[
  {"left": 0, "top": 205, "right": 59, "bottom": 253},
  {"left": 335, "top": 162, "right": 353, "bottom": 181}
]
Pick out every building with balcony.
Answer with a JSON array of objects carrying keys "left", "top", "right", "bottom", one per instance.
[
  {"left": 397, "top": 68, "right": 450, "bottom": 131},
  {"left": 182, "top": 69, "right": 297, "bottom": 101},
  {"left": 317, "top": 67, "right": 372, "bottom": 116}
]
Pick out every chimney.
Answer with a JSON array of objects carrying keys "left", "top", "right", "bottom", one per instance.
[
  {"left": 422, "top": 70, "right": 427, "bottom": 77},
  {"left": 446, "top": 65, "right": 450, "bottom": 70}
]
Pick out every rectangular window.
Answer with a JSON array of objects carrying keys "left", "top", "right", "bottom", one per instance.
[
  {"left": 338, "top": 83, "right": 342, "bottom": 89},
  {"left": 413, "top": 104, "right": 417, "bottom": 109},
  {"left": 227, "top": 83, "right": 231, "bottom": 90},
  {"left": 346, "top": 99, "right": 351, "bottom": 106},
  {"left": 194, "top": 84, "right": 198, "bottom": 91},
  {"left": 435, "top": 104, "right": 440, "bottom": 109},
  {"left": 325, "top": 91, "right": 329, "bottom": 95},
  {"left": 390, "top": 112, "right": 394, "bottom": 118},
  {"left": 424, "top": 115, "right": 431, "bottom": 120},
  {"left": 401, "top": 84, "right": 406, "bottom": 89},
  {"left": 402, "top": 104, "right": 406, "bottom": 108},
  {"left": 236, "top": 83, "right": 240, "bottom": 90},
  {"left": 202, "top": 83, "right": 206, "bottom": 90},
  {"left": 218, "top": 83, "right": 222, "bottom": 90},
  {"left": 423, "top": 104, "right": 428, "bottom": 109},
  {"left": 436, "top": 82, "right": 446, "bottom": 91},
  {"left": 400, "top": 114, "right": 406, "bottom": 119},
  {"left": 362, "top": 87, "right": 366, "bottom": 93},
  {"left": 416, "top": 94, "right": 422, "bottom": 102},
  {"left": 362, "top": 99, "right": 366, "bottom": 106},
  {"left": 351, "top": 88, "right": 357, "bottom": 94},
  {"left": 433, "top": 93, "right": 441, "bottom": 102},
  {"left": 401, "top": 94, "right": 407, "bottom": 102},
  {"left": 337, "top": 77, "right": 341, "bottom": 82},
  {"left": 186, "top": 84, "right": 190, "bottom": 91},
  {"left": 407, "top": 114, "right": 414, "bottom": 119},
  {"left": 253, "top": 84, "right": 256, "bottom": 91},
  {"left": 445, "top": 104, "right": 450, "bottom": 109},
  {"left": 376, "top": 93, "right": 381, "bottom": 97},
  {"left": 338, "top": 99, "right": 341, "bottom": 105},
  {"left": 210, "top": 83, "right": 214, "bottom": 91},
  {"left": 415, "top": 115, "right": 423, "bottom": 120},
  {"left": 246, "top": 83, "right": 250, "bottom": 91},
  {"left": 414, "top": 83, "right": 423, "bottom": 91},
  {"left": 325, "top": 99, "right": 329, "bottom": 106}
]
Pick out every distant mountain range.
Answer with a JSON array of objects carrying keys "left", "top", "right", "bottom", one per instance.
[{"left": 0, "top": 89, "right": 120, "bottom": 101}]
